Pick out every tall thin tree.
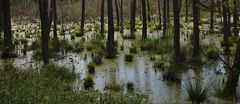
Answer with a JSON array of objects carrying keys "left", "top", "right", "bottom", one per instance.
[
  {"left": 119, "top": 0, "right": 123, "bottom": 33},
  {"left": 142, "top": 0, "right": 147, "bottom": 39},
  {"left": 163, "top": 0, "right": 167, "bottom": 37},
  {"left": 130, "top": 0, "right": 136, "bottom": 36},
  {"left": 115, "top": 0, "right": 120, "bottom": 29},
  {"left": 157, "top": 0, "right": 161, "bottom": 29},
  {"left": 1, "top": 0, "right": 13, "bottom": 58},
  {"left": 80, "top": 0, "right": 85, "bottom": 36},
  {"left": 106, "top": 0, "right": 115, "bottom": 58},
  {"left": 192, "top": 0, "right": 200, "bottom": 57},
  {"left": 51, "top": 0, "right": 58, "bottom": 39},
  {"left": 101, "top": 0, "right": 105, "bottom": 35},
  {"left": 233, "top": 0, "right": 239, "bottom": 37},
  {"left": 173, "top": 0, "right": 181, "bottom": 63},
  {"left": 0, "top": 0, "right": 3, "bottom": 32},
  {"left": 39, "top": 0, "right": 52, "bottom": 64}
]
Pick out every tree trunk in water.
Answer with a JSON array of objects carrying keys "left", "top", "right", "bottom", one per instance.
[
  {"left": 192, "top": 0, "right": 200, "bottom": 57},
  {"left": 163, "top": 0, "right": 167, "bottom": 37},
  {"left": 146, "top": 0, "right": 151, "bottom": 22},
  {"left": 224, "top": 39, "right": 240, "bottom": 97},
  {"left": 39, "top": 0, "right": 51, "bottom": 64},
  {"left": 52, "top": 0, "right": 58, "bottom": 39},
  {"left": 173, "top": 0, "right": 181, "bottom": 63},
  {"left": 80, "top": 0, "right": 85, "bottom": 36},
  {"left": 210, "top": 0, "right": 214, "bottom": 32},
  {"left": 115, "top": 0, "right": 120, "bottom": 29},
  {"left": 1, "top": 0, "right": 13, "bottom": 58},
  {"left": 106, "top": 0, "right": 115, "bottom": 58},
  {"left": 185, "top": 0, "right": 189, "bottom": 22},
  {"left": 119, "top": 0, "right": 123, "bottom": 33},
  {"left": 101, "top": 0, "right": 105, "bottom": 35},
  {"left": 0, "top": 0, "right": 3, "bottom": 32},
  {"left": 130, "top": 0, "right": 136, "bottom": 36},
  {"left": 167, "top": 0, "right": 170, "bottom": 24},
  {"left": 222, "top": 0, "right": 230, "bottom": 45},
  {"left": 233, "top": 0, "right": 239, "bottom": 37},
  {"left": 142, "top": 0, "right": 147, "bottom": 39},
  {"left": 157, "top": 0, "right": 161, "bottom": 29}
]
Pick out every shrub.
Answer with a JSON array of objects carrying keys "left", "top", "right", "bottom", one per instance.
[
  {"left": 88, "top": 62, "right": 96, "bottom": 73},
  {"left": 153, "top": 61, "right": 164, "bottom": 70},
  {"left": 83, "top": 76, "right": 94, "bottom": 89},
  {"left": 105, "top": 81, "right": 123, "bottom": 92},
  {"left": 183, "top": 79, "right": 213, "bottom": 104},
  {"left": 130, "top": 46, "right": 137, "bottom": 54},
  {"left": 206, "top": 49, "right": 219, "bottom": 60},
  {"left": 42, "top": 63, "right": 76, "bottom": 82},
  {"left": 125, "top": 54, "right": 133, "bottom": 62},
  {"left": 127, "top": 82, "right": 134, "bottom": 91}
]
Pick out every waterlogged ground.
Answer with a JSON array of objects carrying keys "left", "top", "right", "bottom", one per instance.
[{"left": 1, "top": 19, "right": 240, "bottom": 103}]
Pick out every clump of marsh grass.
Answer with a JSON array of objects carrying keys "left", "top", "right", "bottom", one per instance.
[
  {"left": 183, "top": 79, "right": 214, "bottom": 104},
  {"left": 104, "top": 81, "right": 124, "bottom": 92}
]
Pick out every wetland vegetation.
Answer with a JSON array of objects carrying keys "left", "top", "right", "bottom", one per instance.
[{"left": 0, "top": 0, "right": 240, "bottom": 104}]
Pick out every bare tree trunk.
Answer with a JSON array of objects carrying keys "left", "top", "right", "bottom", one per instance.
[
  {"left": 142, "top": 0, "right": 147, "bottom": 39},
  {"left": 106, "top": 0, "right": 115, "bottom": 58},
  {"left": 119, "top": 0, "right": 123, "bottom": 33},
  {"left": 157, "top": 0, "right": 161, "bottom": 29},
  {"left": 115, "top": 0, "right": 120, "bottom": 29},
  {"left": 146, "top": 0, "right": 151, "bottom": 22},
  {"left": 210, "top": 0, "right": 214, "bottom": 32},
  {"left": 222, "top": 0, "right": 230, "bottom": 45},
  {"left": 224, "top": 39, "right": 240, "bottom": 97},
  {"left": 101, "top": 0, "right": 105, "bottom": 35},
  {"left": 80, "top": 0, "right": 85, "bottom": 36},
  {"left": 51, "top": 0, "right": 58, "bottom": 39},
  {"left": 233, "top": 0, "right": 239, "bottom": 37},
  {"left": 1, "top": 0, "right": 13, "bottom": 58},
  {"left": 39, "top": 0, "right": 51, "bottom": 64},
  {"left": 0, "top": 0, "right": 3, "bottom": 32},
  {"left": 173, "top": 0, "right": 181, "bottom": 63},
  {"left": 130, "top": 0, "right": 136, "bottom": 36},
  {"left": 192, "top": 0, "right": 200, "bottom": 57},
  {"left": 163, "top": 0, "right": 167, "bottom": 37}
]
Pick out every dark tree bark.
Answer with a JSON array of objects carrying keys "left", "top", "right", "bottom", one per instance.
[
  {"left": 222, "top": 0, "right": 230, "bottom": 45},
  {"left": 106, "top": 0, "right": 115, "bottom": 58},
  {"left": 101, "top": 0, "right": 105, "bottom": 35},
  {"left": 80, "top": 0, "right": 85, "bottom": 36},
  {"left": 146, "top": 0, "right": 151, "bottom": 22},
  {"left": 142, "top": 0, "right": 147, "bottom": 39},
  {"left": 115, "top": 0, "right": 120, "bottom": 29},
  {"left": 210, "top": 0, "right": 214, "bottom": 32},
  {"left": 163, "top": 0, "right": 167, "bottom": 37},
  {"left": 233, "top": 0, "right": 239, "bottom": 37},
  {"left": 192, "top": 0, "right": 200, "bottom": 57},
  {"left": 224, "top": 39, "right": 240, "bottom": 97},
  {"left": 119, "top": 0, "right": 123, "bottom": 33},
  {"left": 185, "top": 0, "right": 188, "bottom": 22},
  {"left": 51, "top": 0, "right": 58, "bottom": 39},
  {"left": 173, "top": 0, "right": 181, "bottom": 63},
  {"left": 130, "top": 0, "right": 136, "bottom": 36},
  {"left": 157, "top": 0, "right": 161, "bottom": 29},
  {"left": 39, "top": 0, "right": 51, "bottom": 64},
  {"left": 0, "top": 0, "right": 3, "bottom": 32},
  {"left": 166, "top": 0, "right": 170, "bottom": 24},
  {"left": 1, "top": 0, "right": 13, "bottom": 58}
]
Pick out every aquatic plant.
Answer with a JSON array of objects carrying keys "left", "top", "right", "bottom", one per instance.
[
  {"left": 127, "top": 82, "right": 134, "bottom": 91},
  {"left": 42, "top": 63, "right": 76, "bottom": 82},
  {"left": 105, "top": 81, "right": 124, "bottom": 92},
  {"left": 87, "top": 62, "right": 96, "bottom": 73},
  {"left": 183, "top": 79, "right": 213, "bottom": 104},
  {"left": 125, "top": 54, "right": 133, "bottom": 62},
  {"left": 83, "top": 76, "right": 94, "bottom": 89}
]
